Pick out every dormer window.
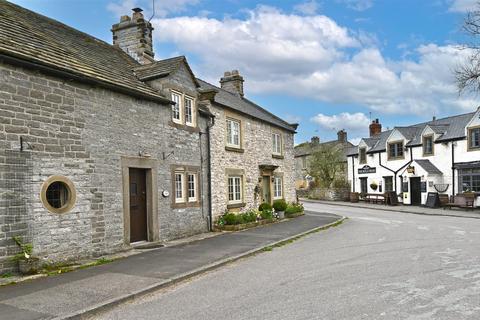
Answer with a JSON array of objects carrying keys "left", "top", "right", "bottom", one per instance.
[
  {"left": 170, "top": 90, "right": 196, "bottom": 127},
  {"left": 423, "top": 135, "right": 434, "bottom": 156},
  {"left": 359, "top": 148, "right": 367, "bottom": 164},
  {"left": 468, "top": 127, "right": 480, "bottom": 150},
  {"left": 388, "top": 141, "right": 404, "bottom": 160}
]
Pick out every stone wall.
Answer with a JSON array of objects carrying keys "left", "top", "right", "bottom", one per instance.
[
  {"left": 208, "top": 104, "right": 296, "bottom": 218},
  {"left": 0, "top": 61, "right": 210, "bottom": 273}
]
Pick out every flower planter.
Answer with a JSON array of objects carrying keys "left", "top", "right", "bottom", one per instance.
[
  {"left": 216, "top": 219, "right": 275, "bottom": 231},
  {"left": 18, "top": 258, "right": 40, "bottom": 275},
  {"left": 285, "top": 212, "right": 305, "bottom": 218},
  {"left": 276, "top": 211, "right": 285, "bottom": 219}
]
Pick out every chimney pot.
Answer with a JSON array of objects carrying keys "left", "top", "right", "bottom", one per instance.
[
  {"left": 369, "top": 119, "right": 382, "bottom": 137},
  {"left": 220, "top": 70, "right": 245, "bottom": 97},
  {"left": 311, "top": 136, "right": 320, "bottom": 144}
]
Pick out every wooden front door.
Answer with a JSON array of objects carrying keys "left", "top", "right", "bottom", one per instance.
[
  {"left": 410, "top": 177, "right": 422, "bottom": 206},
  {"left": 129, "top": 168, "right": 147, "bottom": 242},
  {"left": 262, "top": 176, "right": 271, "bottom": 204},
  {"left": 360, "top": 177, "right": 368, "bottom": 194}
]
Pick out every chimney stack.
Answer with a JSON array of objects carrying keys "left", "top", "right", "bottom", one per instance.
[
  {"left": 112, "top": 8, "right": 155, "bottom": 65},
  {"left": 220, "top": 70, "right": 244, "bottom": 97},
  {"left": 311, "top": 136, "right": 320, "bottom": 145},
  {"left": 337, "top": 130, "right": 347, "bottom": 143},
  {"left": 369, "top": 118, "right": 382, "bottom": 137}
]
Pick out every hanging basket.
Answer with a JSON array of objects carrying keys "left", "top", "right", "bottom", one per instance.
[{"left": 434, "top": 184, "right": 449, "bottom": 193}]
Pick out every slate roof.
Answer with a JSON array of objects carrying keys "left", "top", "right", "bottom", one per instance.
[
  {"left": 134, "top": 56, "right": 200, "bottom": 87},
  {"left": 197, "top": 79, "right": 298, "bottom": 133},
  {"left": 348, "top": 111, "right": 477, "bottom": 155},
  {"left": 415, "top": 159, "right": 442, "bottom": 175},
  {"left": 0, "top": 0, "right": 170, "bottom": 103},
  {"left": 294, "top": 139, "right": 353, "bottom": 159}
]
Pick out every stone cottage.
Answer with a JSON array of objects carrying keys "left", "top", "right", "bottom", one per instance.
[
  {"left": 198, "top": 73, "right": 298, "bottom": 218},
  {"left": 0, "top": 2, "right": 213, "bottom": 273},
  {"left": 294, "top": 131, "right": 353, "bottom": 190}
]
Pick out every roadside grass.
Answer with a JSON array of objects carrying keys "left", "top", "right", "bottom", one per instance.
[{"left": 262, "top": 217, "right": 347, "bottom": 252}]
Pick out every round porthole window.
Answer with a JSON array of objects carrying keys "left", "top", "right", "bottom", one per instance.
[{"left": 40, "top": 176, "right": 76, "bottom": 214}]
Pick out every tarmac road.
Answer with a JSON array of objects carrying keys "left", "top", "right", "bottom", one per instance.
[{"left": 96, "top": 202, "right": 480, "bottom": 320}]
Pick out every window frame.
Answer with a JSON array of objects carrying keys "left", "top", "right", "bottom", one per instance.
[
  {"left": 422, "top": 135, "right": 434, "bottom": 156},
  {"left": 184, "top": 95, "right": 194, "bottom": 127},
  {"left": 387, "top": 141, "right": 404, "bottom": 160},
  {"left": 273, "top": 176, "right": 283, "bottom": 199},
  {"left": 459, "top": 168, "right": 480, "bottom": 192},
  {"left": 468, "top": 127, "right": 480, "bottom": 151},
  {"left": 226, "top": 118, "right": 242, "bottom": 149},
  {"left": 171, "top": 91, "right": 182, "bottom": 124},
  {"left": 171, "top": 165, "right": 201, "bottom": 208},
  {"left": 272, "top": 132, "right": 283, "bottom": 155},
  {"left": 384, "top": 176, "right": 393, "bottom": 192},
  {"left": 359, "top": 147, "right": 367, "bottom": 164},
  {"left": 227, "top": 175, "right": 243, "bottom": 204}
]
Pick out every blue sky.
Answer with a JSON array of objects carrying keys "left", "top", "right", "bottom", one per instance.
[{"left": 9, "top": 0, "right": 480, "bottom": 144}]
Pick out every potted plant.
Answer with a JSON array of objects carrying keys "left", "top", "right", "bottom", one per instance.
[
  {"left": 12, "top": 236, "right": 39, "bottom": 275},
  {"left": 273, "top": 199, "right": 287, "bottom": 219}
]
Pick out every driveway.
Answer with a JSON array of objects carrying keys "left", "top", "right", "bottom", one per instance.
[{"left": 95, "top": 202, "right": 480, "bottom": 320}]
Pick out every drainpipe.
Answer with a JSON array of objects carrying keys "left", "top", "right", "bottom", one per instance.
[
  {"left": 206, "top": 116, "right": 215, "bottom": 231},
  {"left": 351, "top": 156, "right": 355, "bottom": 192},
  {"left": 451, "top": 142, "right": 455, "bottom": 198},
  {"left": 378, "top": 147, "right": 413, "bottom": 194}
]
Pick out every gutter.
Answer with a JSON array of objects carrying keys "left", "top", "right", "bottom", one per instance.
[
  {"left": 378, "top": 148, "right": 413, "bottom": 193},
  {"left": 0, "top": 52, "right": 173, "bottom": 105}
]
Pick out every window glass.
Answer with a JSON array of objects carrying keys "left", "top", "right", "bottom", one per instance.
[
  {"left": 171, "top": 92, "right": 181, "bottom": 122},
  {"left": 274, "top": 177, "right": 283, "bottom": 198},
  {"left": 470, "top": 128, "right": 480, "bottom": 148},
  {"left": 389, "top": 142, "right": 404, "bottom": 159},
  {"left": 272, "top": 133, "right": 282, "bottom": 154},
  {"left": 226, "top": 119, "right": 241, "bottom": 147},
  {"left": 423, "top": 136, "right": 433, "bottom": 155},
  {"left": 188, "top": 173, "right": 196, "bottom": 201},
  {"left": 228, "top": 176, "right": 242, "bottom": 202},
  {"left": 46, "top": 181, "right": 69, "bottom": 209},
  {"left": 384, "top": 176, "right": 393, "bottom": 192},
  {"left": 185, "top": 97, "right": 193, "bottom": 126},
  {"left": 175, "top": 173, "right": 184, "bottom": 202}
]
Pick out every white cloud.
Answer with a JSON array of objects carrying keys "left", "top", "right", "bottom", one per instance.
[
  {"left": 294, "top": 0, "right": 320, "bottom": 15},
  {"left": 151, "top": 6, "right": 478, "bottom": 117},
  {"left": 311, "top": 112, "right": 370, "bottom": 132},
  {"left": 337, "top": 0, "right": 374, "bottom": 11},
  {"left": 448, "top": 0, "right": 478, "bottom": 12},
  {"left": 107, "top": 0, "right": 199, "bottom": 17}
]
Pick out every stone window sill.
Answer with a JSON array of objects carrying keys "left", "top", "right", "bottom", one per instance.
[
  {"left": 168, "top": 121, "right": 200, "bottom": 133},
  {"left": 171, "top": 201, "right": 201, "bottom": 209},
  {"left": 272, "top": 154, "right": 284, "bottom": 159},
  {"left": 225, "top": 146, "right": 245, "bottom": 153},
  {"left": 227, "top": 202, "right": 246, "bottom": 209}
]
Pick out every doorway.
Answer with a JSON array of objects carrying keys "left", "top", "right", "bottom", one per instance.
[
  {"left": 129, "top": 168, "right": 148, "bottom": 242},
  {"left": 360, "top": 177, "right": 368, "bottom": 194},
  {"left": 262, "top": 176, "right": 272, "bottom": 204},
  {"left": 410, "top": 177, "right": 422, "bottom": 205}
]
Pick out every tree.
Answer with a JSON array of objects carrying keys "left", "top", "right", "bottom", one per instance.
[
  {"left": 308, "top": 144, "right": 344, "bottom": 188},
  {"left": 455, "top": 4, "right": 480, "bottom": 94}
]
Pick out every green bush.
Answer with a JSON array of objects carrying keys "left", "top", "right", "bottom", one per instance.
[
  {"left": 258, "top": 202, "right": 272, "bottom": 211},
  {"left": 243, "top": 210, "right": 258, "bottom": 223},
  {"left": 273, "top": 199, "right": 287, "bottom": 212},
  {"left": 260, "top": 209, "right": 273, "bottom": 220},
  {"left": 223, "top": 212, "right": 238, "bottom": 225},
  {"left": 285, "top": 202, "right": 304, "bottom": 215}
]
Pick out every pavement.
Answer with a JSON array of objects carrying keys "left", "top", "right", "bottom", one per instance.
[
  {"left": 0, "top": 212, "right": 342, "bottom": 320},
  {"left": 301, "top": 198, "right": 480, "bottom": 219},
  {"left": 94, "top": 202, "right": 480, "bottom": 320}
]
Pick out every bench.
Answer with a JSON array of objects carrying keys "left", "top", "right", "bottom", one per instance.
[
  {"left": 438, "top": 194, "right": 449, "bottom": 207},
  {"left": 444, "top": 194, "right": 475, "bottom": 210},
  {"left": 364, "top": 193, "right": 386, "bottom": 204}
]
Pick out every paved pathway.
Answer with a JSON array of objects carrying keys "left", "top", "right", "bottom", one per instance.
[
  {"left": 302, "top": 198, "right": 480, "bottom": 219},
  {"left": 0, "top": 213, "right": 340, "bottom": 320},
  {"left": 95, "top": 202, "right": 480, "bottom": 320}
]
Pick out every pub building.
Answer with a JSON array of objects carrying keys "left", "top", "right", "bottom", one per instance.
[{"left": 347, "top": 108, "right": 480, "bottom": 206}]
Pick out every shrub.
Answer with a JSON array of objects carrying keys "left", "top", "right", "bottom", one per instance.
[
  {"left": 223, "top": 212, "right": 238, "bottom": 225},
  {"left": 260, "top": 209, "right": 273, "bottom": 220},
  {"left": 285, "top": 202, "right": 304, "bottom": 215},
  {"left": 258, "top": 202, "right": 272, "bottom": 211},
  {"left": 273, "top": 199, "right": 287, "bottom": 212},
  {"left": 243, "top": 210, "right": 258, "bottom": 223}
]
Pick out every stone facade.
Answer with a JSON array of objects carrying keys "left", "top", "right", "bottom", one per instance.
[
  {"left": 207, "top": 104, "right": 296, "bottom": 218},
  {"left": 0, "top": 60, "right": 210, "bottom": 273}
]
